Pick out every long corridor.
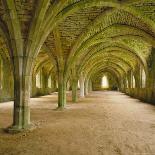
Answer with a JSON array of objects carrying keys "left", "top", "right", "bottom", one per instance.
[{"left": 0, "top": 91, "right": 155, "bottom": 155}]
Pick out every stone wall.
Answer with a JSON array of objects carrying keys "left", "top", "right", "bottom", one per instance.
[{"left": 125, "top": 88, "right": 155, "bottom": 104}]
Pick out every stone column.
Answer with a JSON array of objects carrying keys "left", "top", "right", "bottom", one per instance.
[
  {"left": 121, "top": 78, "right": 126, "bottom": 92},
  {"left": 85, "top": 79, "right": 89, "bottom": 96},
  {"left": 88, "top": 80, "right": 92, "bottom": 92},
  {"left": 72, "top": 79, "right": 78, "bottom": 102},
  {"left": 146, "top": 48, "right": 155, "bottom": 102},
  {"left": 42, "top": 69, "right": 49, "bottom": 95},
  {"left": 134, "top": 65, "right": 141, "bottom": 89},
  {"left": 53, "top": 78, "right": 57, "bottom": 91},
  {"left": 58, "top": 71, "right": 66, "bottom": 108},
  {"left": 134, "top": 65, "right": 141, "bottom": 98},
  {"left": 66, "top": 80, "right": 70, "bottom": 91},
  {"left": 8, "top": 57, "right": 32, "bottom": 132},
  {"left": 127, "top": 70, "right": 132, "bottom": 89},
  {"left": 31, "top": 74, "right": 36, "bottom": 97},
  {"left": 80, "top": 75, "right": 85, "bottom": 98}
]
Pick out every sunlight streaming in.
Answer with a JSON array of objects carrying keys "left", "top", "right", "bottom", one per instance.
[{"left": 101, "top": 76, "right": 109, "bottom": 88}]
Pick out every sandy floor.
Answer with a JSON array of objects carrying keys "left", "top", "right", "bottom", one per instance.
[{"left": 0, "top": 91, "right": 155, "bottom": 155}]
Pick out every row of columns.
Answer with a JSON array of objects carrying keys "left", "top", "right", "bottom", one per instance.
[
  {"left": 10, "top": 48, "right": 155, "bottom": 132},
  {"left": 120, "top": 49, "right": 155, "bottom": 103},
  {"left": 71, "top": 74, "right": 89, "bottom": 103},
  {"left": 80, "top": 75, "right": 85, "bottom": 98},
  {"left": 52, "top": 71, "right": 92, "bottom": 107},
  {"left": 8, "top": 70, "right": 91, "bottom": 132}
]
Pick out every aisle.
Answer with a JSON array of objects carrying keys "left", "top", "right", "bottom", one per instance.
[{"left": 0, "top": 91, "right": 155, "bottom": 155}]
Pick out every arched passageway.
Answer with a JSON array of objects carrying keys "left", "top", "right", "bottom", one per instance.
[{"left": 0, "top": 0, "right": 155, "bottom": 154}]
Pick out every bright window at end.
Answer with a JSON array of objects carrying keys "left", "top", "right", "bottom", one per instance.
[{"left": 101, "top": 76, "right": 109, "bottom": 88}]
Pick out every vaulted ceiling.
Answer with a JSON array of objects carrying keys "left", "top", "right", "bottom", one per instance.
[{"left": 0, "top": 0, "right": 155, "bottom": 81}]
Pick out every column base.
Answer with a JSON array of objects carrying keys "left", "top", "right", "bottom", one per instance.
[
  {"left": 55, "top": 106, "right": 66, "bottom": 111},
  {"left": 73, "top": 101, "right": 78, "bottom": 103},
  {"left": 72, "top": 98, "right": 78, "bottom": 103},
  {"left": 80, "top": 95, "right": 85, "bottom": 98},
  {"left": 5, "top": 123, "right": 34, "bottom": 134}
]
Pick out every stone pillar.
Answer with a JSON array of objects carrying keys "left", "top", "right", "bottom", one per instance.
[
  {"left": 146, "top": 48, "right": 155, "bottom": 102},
  {"left": 80, "top": 75, "right": 85, "bottom": 98},
  {"left": 134, "top": 66, "right": 141, "bottom": 98},
  {"left": 121, "top": 78, "right": 126, "bottom": 92},
  {"left": 72, "top": 79, "right": 78, "bottom": 102},
  {"left": 119, "top": 78, "right": 123, "bottom": 92},
  {"left": 42, "top": 69, "right": 49, "bottom": 95},
  {"left": 85, "top": 79, "right": 89, "bottom": 96},
  {"left": 135, "top": 68, "right": 141, "bottom": 89},
  {"left": 67, "top": 80, "right": 70, "bottom": 91},
  {"left": 147, "top": 54, "right": 155, "bottom": 89},
  {"left": 8, "top": 57, "right": 32, "bottom": 132},
  {"left": 58, "top": 71, "right": 66, "bottom": 108},
  {"left": 88, "top": 80, "right": 92, "bottom": 92},
  {"left": 31, "top": 74, "right": 36, "bottom": 97},
  {"left": 53, "top": 77, "right": 57, "bottom": 91},
  {"left": 127, "top": 70, "right": 132, "bottom": 89}
]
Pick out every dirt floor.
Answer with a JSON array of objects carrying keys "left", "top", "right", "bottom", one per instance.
[{"left": 0, "top": 91, "right": 155, "bottom": 155}]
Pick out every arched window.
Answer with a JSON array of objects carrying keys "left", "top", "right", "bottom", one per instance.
[
  {"left": 56, "top": 80, "right": 58, "bottom": 89},
  {"left": 126, "top": 78, "right": 128, "bottom": 88},
  {"left": 101, "top": 76, "right": 109, "bottom": 88},
  {"left": 141, "top": 68, "right": 146, "bottom": 88},
  {"left": 78, "top": 80, "right": 80, "bottom": 88},
  {"left": 48, "top": 75, "right": 52, "bottom": 88},
  {"left": 132, "top": 75, "right": 136, "bottom": 88},
  {"left": 36, "top": 70, "right": 41, "bottom": 88}
]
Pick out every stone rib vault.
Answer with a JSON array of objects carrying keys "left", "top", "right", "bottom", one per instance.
[{"left": 0, "top": 0, "right": 155, "bottom": 132}]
